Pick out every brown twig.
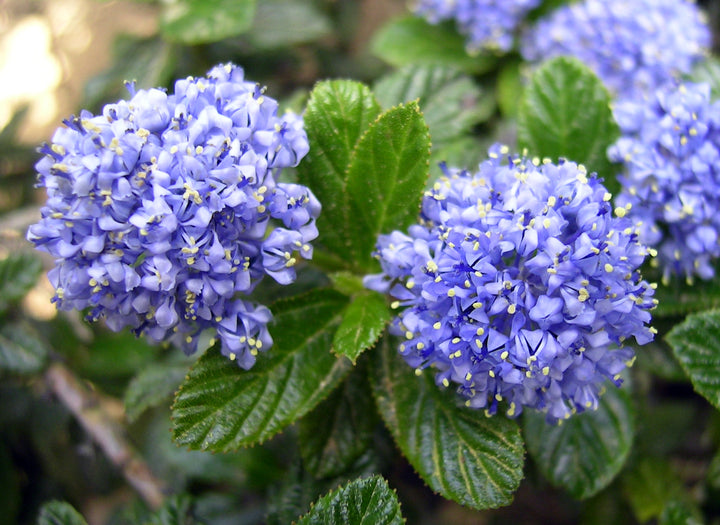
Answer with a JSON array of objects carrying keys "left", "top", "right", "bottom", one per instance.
[{"left": 44, "top": 362, "right": 167, "bottom": 510}]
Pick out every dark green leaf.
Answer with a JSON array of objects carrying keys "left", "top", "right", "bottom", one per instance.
[
  {"left": 373, "top": 65, "right": 493, "bottom": 147},
  {"left": 333, "top": 291, "right": 391, "bottom": 364},
  {"left": 172, "top": 289, "right": 351, "bottom": 451},
  {"left": 37, "top": 501, "right": 88, "bottom": 525},
  {"left": 371, "top": 16, "right": 496, "bottom": 74},
  {"left": 429, "top": 136, "right": 488, "bottom": 181},
  {"left": 160, "top": 0, "right": 256, "bottom": 44},
  {"left": 370, "top": 338, "right": 525, "bottom": 509},
  {"left": 296, "top": 80, "right": 382, "bottom": 270},
  {"left": 0, "top": 323, "right": 49, "bottom": 375},
  {"left": 299, "top": 365, "right": 378, "bottom": 479},
  {"left": 246, "top": 0, "right": 331, "bottom": 50},
  {"left": 667, "top": 309, "right": 720, "bottom": 410},
  {"left": 0, "top": 252, "right": 42, "bottom": 311},
  {"left": 81, "top": 330, "right": 157, "bottom": 378},
  {"left": 346, "top": 102, "right": 431, "bottom": 270},
  {"left": 295, "top": 475, "right": 404, "bottom": 525},
  {"left": 622, "top": 459, "right": 686, "bottom": 523},
  {"left": 517, "top": 56, "right": 620, "bottom": 194},
  {"left": 523, "top": 384, "right": 635, "bottom": 499},
  {"left": 124, "top": 362, "right": 190, "bottom": 422},
  {"left": 0, "top": 443, "right": 19, "bottom": 524}
]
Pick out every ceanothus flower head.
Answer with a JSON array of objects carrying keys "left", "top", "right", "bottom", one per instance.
[
  {"left": 521, "top": 0, "right": 710, "bottom": 98},
  {"left": 608, "top": 82, "right": 720, "bottom": 284},
  {"left": 28, "top": 63, "right": 320, "bottom": 369},
  {"left": 412, "top": 0, "right": 542, "bottom": 53},
  {"left": 365, "top": 145, "right": 656, "bottom": 421}
]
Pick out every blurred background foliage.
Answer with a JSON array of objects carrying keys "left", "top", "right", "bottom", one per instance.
[{"left": 2, "top": 0, "right": 720, "bottom": 524}]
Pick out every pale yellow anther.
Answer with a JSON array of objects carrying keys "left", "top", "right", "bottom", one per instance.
[{"left": 229, "top": 353, "right": 236, "bottom": 361}]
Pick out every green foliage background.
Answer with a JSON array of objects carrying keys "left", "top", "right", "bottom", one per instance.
[{"left": 3, "top": 0, "right": 720, "bottom": 524}]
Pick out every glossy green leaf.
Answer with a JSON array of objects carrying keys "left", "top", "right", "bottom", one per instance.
[
  {"left": 666, "top": 310, "right": 720, "bottom": 410},
  {"left": 299, "top": 365, "right": 378, "bottom": 479},
  {"left": 373, "top": 64, "right": 493, "bottom": 147},
  {"left": 517, "top": 57, "right": 620, "bottom": 194},
  {"left": 0, "top": 252, "right": 42, "bottom": 312},
  {"left": 160, "top": 0, "right": 256, "bottom": 44},
  {"left": 172, "top": 289, "right": 351, "bottom": 451},
  {"left": 37, "top": 501, "right": 89, "bottom": 525},
  {"left": 295, "top": 475, "right": 404, "bottom": 525},
  {"left": 346, "top": 102, "right": 431, "bottom": 270},
  {"left": 246, "top": 0, "right": 331, "bottom": 50},
  {"left": 296, "top": 80, "right": 382, "bottom": 270},
  {"left": 0, "top": 323, "right": 49, "bottom": 375},
  {"left": 371, "top": 16, "right": 496, "bottom": 74},
  {"left": 370, "top": 338, "right": 524, "bottom": 509},
  {"left": 333, "top": 291, "right": 391, "bottom": 364},
  {"left": 124, "top": 362, "right": 190, "bottom": 422},
  {"left": 523, "top": 384, "right": 635, "bottom": 499}
]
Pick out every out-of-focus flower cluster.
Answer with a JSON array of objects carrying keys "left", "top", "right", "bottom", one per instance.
[
  {"left": 28, "top": 63, "right": 319, "bottom": 369},
  {"left": 522, "top": 0, "right": 710, "bottom": 98},
  {"left": 413, "top": 0, "right": 541, "bottom": 53},
  {"left": 609, "top": 82, "right": 720, "bottom": 284},
  {"left": 365, "top": 145, "right": 656, "bottom": 421}
]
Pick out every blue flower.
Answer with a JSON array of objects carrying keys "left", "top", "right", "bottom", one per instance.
[
  {"left": 365, "top": 145, "right": 656, "bottom": 421},
  {"left": 608, "top": 82, "right": 720, "bottom": 284},
  {"left": 412, "top": 0, "right": 541, "bottom": 53},
  {"left": 521, "top": 0, "right": 710, "bottom": 98},
  {"left": 27, "top": 63, "right": 320, "bottom": 368}
]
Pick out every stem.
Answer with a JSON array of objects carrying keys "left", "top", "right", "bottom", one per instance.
[{"left": 44, "top": 362, "right": 166, "bottom": 510}]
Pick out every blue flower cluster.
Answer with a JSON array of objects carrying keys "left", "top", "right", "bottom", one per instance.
[
  {"left": 365, "top": 145, "right": 656, "bottom": 420},
  {"left": 609, "top": 82, "right": 720, "bottom": 284},
  {"left": 413, "top": 0, "right": 541, "bottom": 53},
  {"left": 27, "top": 64, "right": 319, "bottom": 369},
  {"left": 521, "top": 0, "right": 710, "bottom": 98}
]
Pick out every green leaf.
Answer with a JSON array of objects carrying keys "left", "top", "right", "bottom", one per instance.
[
  {"left": 622, "top": 459, "right": 686, "bottom": 523},
  {"left": 373, "top": 64, "right": 494, "bottom": 147},
  {"left": 246, "top": 0, "right": 332, "bottom": 50},
  {"left": 666, "top": 309, "right": 720, "bottom": 410},
  {"left": 659, "top": 501, "right": 703, "bottom": 525},
  {"left": 124, "top": 362, "right": 190, "bottom": 422},
  {"left": 295, "top": 475, "right": 404, "bottom": 525},
  {"left": 172, "top": 289, "right": 351, "bottom": 451},
  {"left": 523, "top": 384, "right": 635, "bottom": 499},
  {"left": 371, "top": 16, "right": 496, "bottom": 74},
  {"left": 0, "top": 252, "right": 42, "bottom": 311},
  {"left": 333, "top": 291, "right": 391, "bottom": 364},
  {"left": 160, "top": 0, "right": 257, "bottom": 44},
  {"left": 299, "top": 364, "right": 378, "bottom": 479},
  {"left": 346, "top": 102, "right": 431, "bottom": 270},
  {"left": 370, "top": 338, "right": 525, "bottom": 510},
  {"left": 517, "top": 56, "right": 620, "bottom": 194},
  {"left": 296, "top": 80, "right": 382, "bottom": 269},
  {"left": 37, "top": 501, "right": 89, "bottom": 525},
  {"left": 0, "top": 323, "right": 49, "bottom": 375}
]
